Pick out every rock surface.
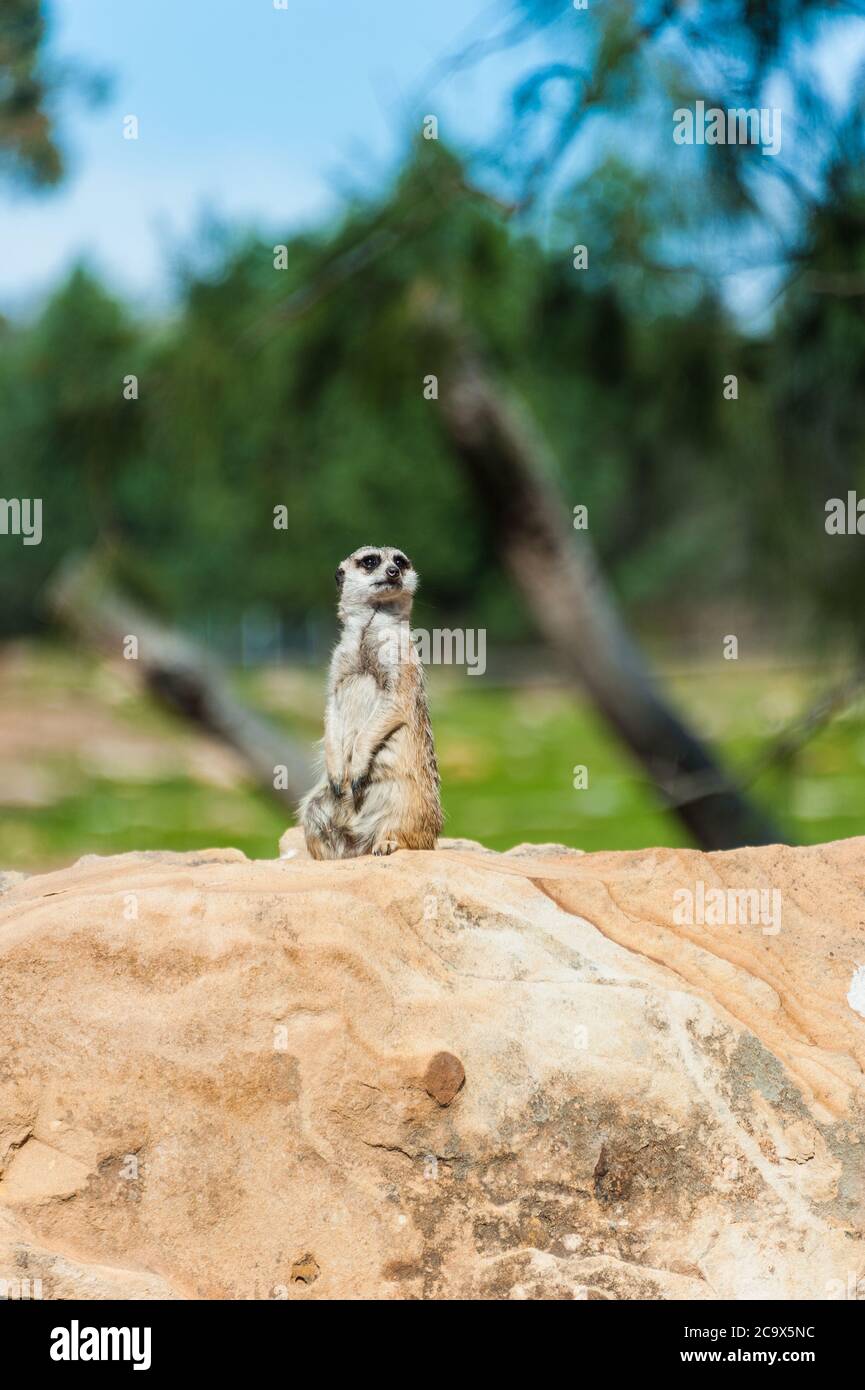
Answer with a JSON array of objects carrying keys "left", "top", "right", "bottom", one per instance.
[{"left": 1, "top": 831, "right": 864, "bottom": 1301}]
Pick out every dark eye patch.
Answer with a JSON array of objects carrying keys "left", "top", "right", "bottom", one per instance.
[
  {"left": 393, "top": 554, "right": 409, "bottom": 569},
  {"left": 358, "top": 553, "right": 380, "bottom": 570}
]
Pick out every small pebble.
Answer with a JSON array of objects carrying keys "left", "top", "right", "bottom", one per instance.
[{"left": 423, "top": 1051, "right": 465, "bottom": 1106}]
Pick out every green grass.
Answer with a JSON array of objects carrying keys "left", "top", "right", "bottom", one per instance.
[
  {"left": 1, "top": 644, "right": 863, "bottom": 872},
  {"left": 0, "top": 779, "right": 284, "bottom": 866},
  {"left": 432, "top": 672, "right": 865, "bottom": 851}
]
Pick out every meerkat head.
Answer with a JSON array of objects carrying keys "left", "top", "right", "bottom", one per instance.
[{"left": 335, "top": 545, "right": 417, "bottom": 619}]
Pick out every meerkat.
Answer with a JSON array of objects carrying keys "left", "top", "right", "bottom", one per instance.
[{"left": 299, "top": 545, "right": 443, "bottom": 858}]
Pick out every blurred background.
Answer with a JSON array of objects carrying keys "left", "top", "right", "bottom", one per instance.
[{"left": 2, "top": 0, "right": 865, "bottom": 871}]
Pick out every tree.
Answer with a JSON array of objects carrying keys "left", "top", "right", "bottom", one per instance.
[{"left": 0, "top": 0, "right": 107, "bottom": 189}]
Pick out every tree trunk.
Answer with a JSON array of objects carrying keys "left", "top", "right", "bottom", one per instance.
[
  {"left": 48, "top": 555, "right": 311, "bottom": 811},
  {"left": 436, "top": 334, "right": 781, "bottom": 850}
]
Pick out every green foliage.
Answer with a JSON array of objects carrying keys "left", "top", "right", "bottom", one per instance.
[
  {"left": 0, "top": 136, "right": 862, "bottom": 655},
  {"left": 513, "top": 0, "right": 842, "bottom": 217},
  {"left": 0, "top": 0, "right": 61, "bottom": 186},
  {"left": 757, "top": 150, "right": 865, "bottom": 641},
  {"left": 0, "top": 0, "right": 107, "bottom": 189}
]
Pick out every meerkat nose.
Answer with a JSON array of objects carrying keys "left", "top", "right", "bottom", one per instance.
[{"left": 385, "top": 565, "right": 399, "bottom": 579}]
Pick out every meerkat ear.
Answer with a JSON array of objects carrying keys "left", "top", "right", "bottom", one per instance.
[{"left": 335, "top": 566, "right": 345, "bottom": 589}]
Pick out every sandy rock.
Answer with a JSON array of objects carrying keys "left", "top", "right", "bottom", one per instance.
[
  {"left": 0, "top": 835, "right": 863, "bottom": 1301},
  {"left": 0, "top": 871, "right": 28, "bottom": 896},
  {"left": 0, "top": 1208, "right": 181, "bottom": 1300}
]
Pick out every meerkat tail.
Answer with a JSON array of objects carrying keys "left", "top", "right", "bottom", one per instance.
[{"left": 299, "top": 784, "right": 356, "bottom": 860}]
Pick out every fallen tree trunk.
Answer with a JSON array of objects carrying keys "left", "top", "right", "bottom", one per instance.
[
  {"left": 48, "top": 555, "right": 311, "bottom": 811},
  {"left": 432, "top": 317, "right": 781, "bottom": 849}
]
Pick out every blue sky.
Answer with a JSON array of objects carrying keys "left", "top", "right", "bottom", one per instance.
[
  {"left": 3, "top": 2, "right": 864, "bottom": 321},
  {"left": 0, "top": 0, "right": 548, "bottom": 313}
]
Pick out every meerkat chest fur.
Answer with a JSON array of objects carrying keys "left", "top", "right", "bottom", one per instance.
[{"left": 327, "top": 609, "right": 409, "bottom": 754}]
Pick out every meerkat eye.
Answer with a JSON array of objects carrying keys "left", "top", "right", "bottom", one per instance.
[
  {"left": 359, "top": 553, "right": 380, "bottom": 570},
  {"left": 393, "top": 554, "right": 409, "bottom": 570}
]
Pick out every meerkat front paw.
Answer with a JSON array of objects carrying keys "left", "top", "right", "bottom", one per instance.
[
  {"left": 326, "top": 762, "right": 347, "bottom": 799},
  {"left": 371, "top": 837, "right": 399, "bottom": 856},
  {"left": 350, "top": 772, "right": 370, "bottom": 810}
]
